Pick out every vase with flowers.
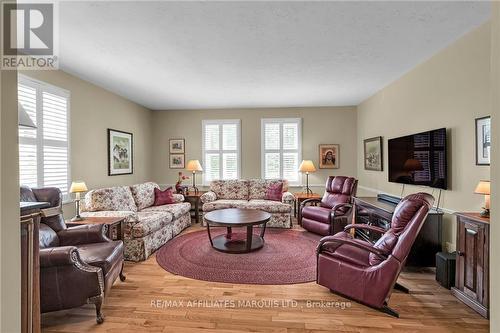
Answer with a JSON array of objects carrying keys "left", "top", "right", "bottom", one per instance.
[{"left": 175, "top": 172, "right": 190, "bottom": 194}]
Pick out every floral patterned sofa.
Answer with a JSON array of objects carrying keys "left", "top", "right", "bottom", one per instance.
[
  {"left": 200, "top": 179, "right": 294, "bottom": 228},
  {"left": 80, "top": 182, "right": 191, "bottom": 262}
]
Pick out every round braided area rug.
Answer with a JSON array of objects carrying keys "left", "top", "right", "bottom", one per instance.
[{"left": 156, "top": 228, "right": 320, "bottom": 284}]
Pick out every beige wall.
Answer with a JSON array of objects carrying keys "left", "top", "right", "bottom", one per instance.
[
  {"left": 1, "top": 67, "right": 21, "bottom": 331},
  {"left": 151, "top": 107, "right": 357, "bottom": 191},
  {"left": 490, "top": 3, "right": 499, "bottom": 332},
  {"left": 356, "top": 23, "right": 491, "bottom": 249},
  {"left": 19, "top": 70, "right": 154, "bottom": 218}
]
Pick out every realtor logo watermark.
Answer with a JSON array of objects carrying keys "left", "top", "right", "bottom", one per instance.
[{"left": 1, "top": 1, "right": 59, "bottom": 70}]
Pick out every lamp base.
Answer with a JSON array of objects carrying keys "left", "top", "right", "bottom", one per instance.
[
  {"left": 71, "top": 215, "right": 85, "bottom": 222},
  {"left": 305, "top": 187, "right": 313, "bottom": 195},
  {"left": 480, "top": 208, "right": 490, "bottom": 218},
  {"left": 191, "top": 186, "right": 199, "bottom": 194}
]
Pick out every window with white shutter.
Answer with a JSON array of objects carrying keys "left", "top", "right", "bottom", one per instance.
[
  {"left": 202, "top": 119, "right": 241, "bottom": 184},
  {"left": 18, "top": 75, "right": 71, "bottom": 200},
  {"left": 261, "top": 118, "right": 301, "bottom": 185}
]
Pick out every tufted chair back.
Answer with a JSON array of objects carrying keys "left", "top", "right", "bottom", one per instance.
[
  {"left": 320, "top": 176, "right": 358, "bottom": 213},
  {"left": 369, "top": 193, "right": 434, "bottom": 265},
  {"left": 20, "top": 186, "right": 67, "bottom": 248}
]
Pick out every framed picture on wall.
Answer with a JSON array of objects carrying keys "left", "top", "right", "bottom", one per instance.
[
  {"left": 475, "top": 116, "right": 491, "bottom": 165},
  {"left": 169, "top": 139, "right": 185, "bottom": 153},
  {"left": 364, "top": 136, "right": 383, "bottom": 171},
  {"left": 108, "top": 129, "right": 133, "bottom": 176},
  {"left": 170, "top": 154, "right": 185, "bottom": 169},
  {"left": 319, "top": 144, "right": 339, "bottom": 169}
]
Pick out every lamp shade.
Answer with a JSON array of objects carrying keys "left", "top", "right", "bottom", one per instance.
[
  {"left": 299, "top": 160, "right": 316, "bottom": 173},
  {"left": 186, "top": 160, "right": 203, "bottom": 172},
  {"left": 474, "top": 180, "right": 490, "bottom": 195},
  {"left": 18, "top": 103, "right": 36, "bottom": 129},
  {"left": 70, "top": 181, "right": 88, "bottom": 193},
  {"left": 403, "top": 159, "right": 424, "bottom": 172}
]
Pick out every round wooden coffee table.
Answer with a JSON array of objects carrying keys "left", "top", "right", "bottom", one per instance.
[{"left": 204, "top": 208, "right": 271, "bottom": 254}]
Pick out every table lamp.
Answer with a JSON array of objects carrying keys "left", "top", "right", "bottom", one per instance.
[
  {"left": 186, "top": 160, "right": 203, "bottom": 194},
  {"left": 474, "top": 180, "right": 490, "bottom": 218},
  {"left": 299, "top": 160, "right": 316, "bottom": 195},
  {"left": 70, "top": 181, "right": 88, "bottom": 221}
]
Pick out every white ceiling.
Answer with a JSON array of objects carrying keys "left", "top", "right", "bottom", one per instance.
[{"left": 58, "top": 1, "right": 491, "bottom": 110}]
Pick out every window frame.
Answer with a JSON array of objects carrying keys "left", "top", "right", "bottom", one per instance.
[
  {"left": 202, "top": 119, "right": 241, "bottom": 185},
  {"left": 18, "top": 74, "right": 72, "bottom": 201},
  {"left": 260, "top": 118, "right": 302, "bottom": 186}
]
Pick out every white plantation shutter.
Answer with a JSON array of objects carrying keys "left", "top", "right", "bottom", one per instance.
[
  {"left": 261, "top": 118, "right": 301, "bottom": 185},
  {"left": 202, "top": 120, "right": 240, "bottom": 183},
  {"left": 18, "top": 76, "right": 70, "bottom": 199}
]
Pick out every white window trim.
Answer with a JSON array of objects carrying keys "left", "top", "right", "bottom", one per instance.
[
  {"left": 202, "top": 119, "right": 241, "bottom": 185},
  {"left": 261, "top": 118, "right": 302, "bottom": 186},
  {"left": 18, "top": 74, "right": 72, "bottom": 202}
]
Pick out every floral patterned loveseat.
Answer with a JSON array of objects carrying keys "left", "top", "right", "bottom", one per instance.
[
  {"left": 200, "top": 179, "right": 294, "bottom": 228},
  {"left": 80, "top": 182, "right": 191, "bottom": 262}
]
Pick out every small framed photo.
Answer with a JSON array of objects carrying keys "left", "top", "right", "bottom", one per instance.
[
  {"left": 169, "top": 139, "right": 185, "bottom": 153},
  {"left": 108, "top": 129, "right": 133, "bottom": 176},
  {"left": 319, "top": 144, "right": 339, "bottom": 169},
  {"left": 475, "top": 116, "right": 490, "bottom": 165},
  {"left": 364, "top": 136, "right": 383, "bottom": 171},
  {"left": 170, "top": 154, "right": 185, "bottom": 169}
]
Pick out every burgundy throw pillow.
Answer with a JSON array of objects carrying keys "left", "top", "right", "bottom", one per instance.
[
  {"left": 265, "top": 183, "right": 283, "bottom": 202},
  {"left": 153, "top": 187, "right": 175, "bottom": 206}
]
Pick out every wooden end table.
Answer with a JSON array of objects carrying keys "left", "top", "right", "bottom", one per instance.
[
  {"left": 293, "top": 192, "right": 321, "bottom": 221},
  {"left": 204, "top": 208, "right": 271, "bottom": 253},
  {"left": 65, "top": 216, "right": 126, "bottom": 241},
  {"left": 184, "top": 191, "right": 205, "bottom": 223}
]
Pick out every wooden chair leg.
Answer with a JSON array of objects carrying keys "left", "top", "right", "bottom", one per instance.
[
  {"left": 89, "top": 295, "right": 104, "bottom": 324},
  {"left": 119, "top": 262, "right": 126, "bottom": 282}
]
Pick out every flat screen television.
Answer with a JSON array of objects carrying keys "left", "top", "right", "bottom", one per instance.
[{"left": 388, "top": 128, "right": 447, "bottom": 190}]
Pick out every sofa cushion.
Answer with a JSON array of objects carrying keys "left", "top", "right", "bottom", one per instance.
[
  {"left": 209, "top": 180, "right": 249, "bottom": 200},
  {"left": 203, "top": 199, "right": 248, "bottom": 212},
  {"left": 77, "top": 240, "right": 124, "bottom": 275},
  {"left": 130, "top": 182, "right": 159, "bottom": 210},
  {"left": 85, "top": 186, "right": 137, "bottom": 212},
  {"left": 245, "top": 200, "right": 292, "bottom": 214},
  {"left": 141, "top": 202, "right": 191, "bottom": 219},
  {"left": 153, "top": 187, "right": 175, "bottom": 206},
  {"left": 302, "top": 206, "right": 331, "bottom": 224},
  {"left": 248, "top": 179, "right": 288, "bottom": 200},
  {"left": 265, "top": 182, "right": 283, "bottom": 201},
  {"left": 127, "top": 211, "right": 173, "bottom": 238}
]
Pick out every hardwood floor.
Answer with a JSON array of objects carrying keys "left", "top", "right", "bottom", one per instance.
[{"left": 42, "top": 224, "right": 489, "bottom": 333}]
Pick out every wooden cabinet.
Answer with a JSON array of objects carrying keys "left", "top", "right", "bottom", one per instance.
[
  {"left": 451, "top": 212, "right": 489, "bottom": 318},
  {"left": 354, "top": 195, "right": 443, "bottom": 267}
]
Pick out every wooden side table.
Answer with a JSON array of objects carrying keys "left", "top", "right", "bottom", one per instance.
[
  {"left": 66, "top": 216, "right": 126, "bottom": 241},
  {"left": 293, "top": 192, "right": 321, "bottom": 222},
  {"left": 184, "top": 191, "right": 205, "bottom": 223}
]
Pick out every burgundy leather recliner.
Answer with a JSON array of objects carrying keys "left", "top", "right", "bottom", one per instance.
[
  {"left": 300, "top": 176, "right": 358, "bottom": 236},
  {"left": 21, "top": 186, "right": 125, "bottom": 324},
  {"left": 316, "top": 193, "right": 434, "bottom": 317}
]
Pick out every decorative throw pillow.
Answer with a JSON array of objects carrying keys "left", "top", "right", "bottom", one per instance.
[
  {"left": 265, "top": 183, "right": 283, "bottom": 202},
  {"left": 153, "top": 187, "right": 175, "bottom": 206}
]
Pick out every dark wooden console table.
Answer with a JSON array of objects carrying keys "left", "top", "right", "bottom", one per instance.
[
  {"left": 354, "top": 194, "right": 443, "bottom": 267},
  {"left": 20, "top": 201, "right": 49, "bottom": 333}
]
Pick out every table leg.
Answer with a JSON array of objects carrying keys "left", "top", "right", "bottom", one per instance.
[
  {"left": 206, "top": 224, "right": 213, "bottom": 246},
  {"left": 259, "top": 222, "right": 267, "bottom": 238},
  {"left": 118, "top": 221, "right": 124, "bottom": 241},
  {"left": 194, "top": 199, "right": 199, "bottom": 223},
  {"left": 226, "top": 227, "right": 232, "bottom": 239},
  {"left": 294, "top": 199, "right": 297, "bottom": 218},
  {"left": 246, "top": 226, "right": 253, "bottom": 252}
]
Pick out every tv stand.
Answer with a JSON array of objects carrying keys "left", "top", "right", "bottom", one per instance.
[{"left": 354, "top": 194, "right": 443, "bottom": 267}]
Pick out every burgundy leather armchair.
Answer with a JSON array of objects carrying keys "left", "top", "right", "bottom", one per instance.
[
  {"left": 21, "top": 186, "right": 125, "bottom": 324},
  {"left": 300, "top": 176, "right": 358, "bottom": 236},
  {"left": 316, "top": 193, "right": 434, "bottom": 317}
]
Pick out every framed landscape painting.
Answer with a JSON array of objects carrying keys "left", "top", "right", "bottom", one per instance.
[
  {"left": 170, "top": 154, "right": 185, "bottom": 169},
  {"left": 169, "top": 139, "right": 185, "bottom": 153},
  {"left": 108, "top": 129, "right": 133, "bottom": 175},
  {"left": 319, "top": 144, "right": 339, "bottom": 169},
  {"left": 364, "top": 136, "right": 383, "bottom": 171},
  {"left": 476, "top": 116, "right": 491, "bottom": 165}
]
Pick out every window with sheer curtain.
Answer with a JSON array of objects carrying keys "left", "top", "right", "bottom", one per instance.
[
  {"left": 202, "top": 119, "right": 241, "bottom": 183},
  {"left": 261, "top": 118, "right": 301, "bottom": 185},
  {"left": 18, "top": 75, "right": 71, "bottom": 200}
]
